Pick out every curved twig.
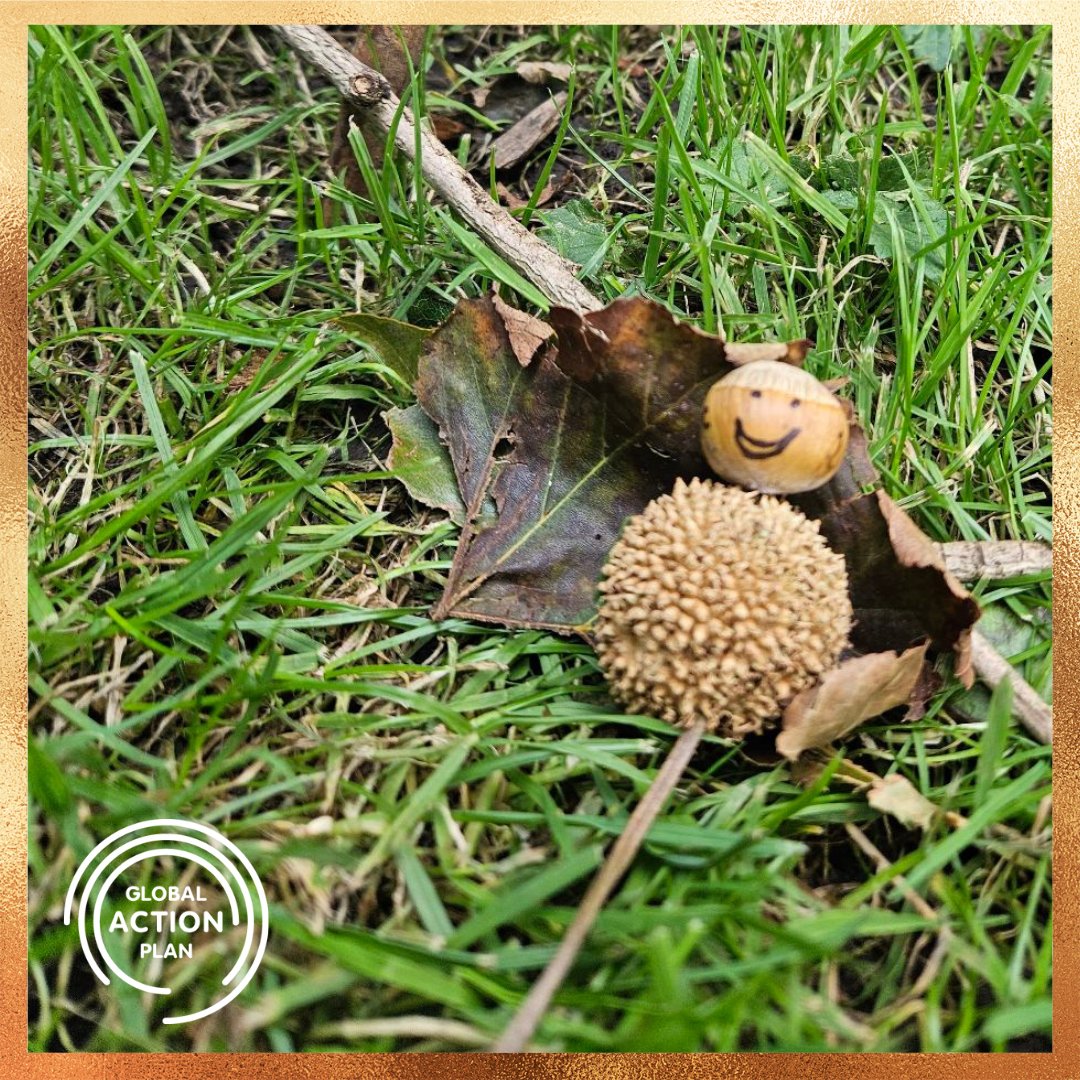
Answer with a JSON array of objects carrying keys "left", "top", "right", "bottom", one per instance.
[
  {"left": 274, "top": 25, "right": 602, "bottom": 314},
  {"left": 491, "top": 721, "right": 706, "bottom": 1052}
]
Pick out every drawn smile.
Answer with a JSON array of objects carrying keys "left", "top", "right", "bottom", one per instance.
[{"left": 734, "top": 419, "right": 801, "bottom": 460}]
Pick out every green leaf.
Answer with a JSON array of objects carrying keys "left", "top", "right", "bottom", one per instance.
[
  {"left": 838, "top": 186, "right": 949, "bottom": 283},
  {"left": 822, "top": 189, "right": 858, "bottom": 212},
  {"left": 901, "top": 25, "right": 954, "bottom": 72},
  {"left": 129, "top": 347, "right": 206, "bottom": 552},
  {"left": 742, "top": 133, "right": 850, "bottom": 231},
  {"left": 711, "top": 135, "right": 791, "bottom": 209},
  {"left": 336, "top": 312, "right": 432, "bottom": 386},
  {"left": 821, "top": 148, "right": 928, "bottom": 193},
  {"left": 354, "top": 734, "right": 478, "bottom": 881},
  {"left": 536, "top": 198, "right": 615, "bottom": 268},
  {"left": 395, "top": 846, "right": 455, "bottom": 939},
  {"left": 442, "top": 216, "right": 552, "bottom": 310},
  {"left": 385, "top": 404, "right": 466, "bottom": 523}
]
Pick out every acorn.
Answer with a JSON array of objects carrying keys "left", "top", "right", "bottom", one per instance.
[
  {"left": 701, "top": 360, "right": 849, "bottom": 494},
  {"left": 594, "top": 478, "right": 852, "bottom": 737}
]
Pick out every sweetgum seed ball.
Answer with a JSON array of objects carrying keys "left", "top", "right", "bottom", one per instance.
[
  {"left": 701, "top": 360, "right": 849, "bottom": 494},
  {"left": 594, "top": 478, "right": 852, "bottom": 737}
]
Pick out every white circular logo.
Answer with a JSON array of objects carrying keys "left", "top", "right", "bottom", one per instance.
[{"left": 63, "top": 818, "right": 268, "bottom": 1024}]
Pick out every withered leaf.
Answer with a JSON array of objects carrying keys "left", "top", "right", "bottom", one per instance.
[
  {"left": 876, "top": 491, "right": 977, "bottom": 686},
  {"left": 549, "top": 298, "right": 732, "bottom": 474},
  {"left": 414, "top": 297, "right": 819, "bottom": 626},
  {"left": 776, "top": 643, "right": 929, "bottom": 761},
  {"left": 792, "top": 485, "right": 979, "bottom": 683},
  {"left": 492, "top": 294, "right": 554, "bottom": 366},
  {"left": 866, "top": 773, "right": 938, "bottom": 831},
  {"left": 492, "top": 92, "right": 568, "bottom": 172},
  {"left": 415, "top": 295, "right": 673, "bottom": 629},
  {"left": 516, "top": 60, "right": 573, "bottom": 84}
]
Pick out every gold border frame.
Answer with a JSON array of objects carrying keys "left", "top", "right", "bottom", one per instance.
[{"left": 11, "top": 4, "right": 1069, "bottom": 1074}]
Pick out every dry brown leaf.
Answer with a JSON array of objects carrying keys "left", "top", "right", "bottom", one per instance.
[
  {"left": 492, "top": 294, "right": 554, "bottom": 366},
  {"left": 516, "top": 60, "right": 573, "bottom": 84},
  {"left": 431, "top": 114, "right": 467, "bottom": 142},
  {"left": 226, "top": 349, "right": 270, "bottom": 391},
  {"left": 866, "top": 773, "right": 938, "bottom": 831},
  {"left": 496, "top": 182, "right": 528, "bottom": 210},
  {"left": 724, "top": 339, "right": 813, "bottom": 366},
  {"left": 497, "top": 171, "right": 572, "bottom": 211},
  {"left": 776, "top": 643, "right": 929, "bottom": 760},
  {"left": 492, "top": 92, "right": 568, "bottom": 171},
  {"left": 791, "top": 477, "right": 980, "bottom": 682},
  {"left": 876, "top": 490, "right": 977, "bottom": 686}
]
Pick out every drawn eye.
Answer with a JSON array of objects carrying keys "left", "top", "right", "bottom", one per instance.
[
  {"left": 751, "top": 389, "right": 762, "bottom": 399},
  {"left": 790, "top": 398, "right": 801, "bottom": 408}
]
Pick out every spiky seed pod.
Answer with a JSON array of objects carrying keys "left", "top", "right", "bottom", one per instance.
[{"left": 594, "top": 478, "right": 852, "bottom": 737}]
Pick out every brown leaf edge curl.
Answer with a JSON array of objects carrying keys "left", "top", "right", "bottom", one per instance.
[
  {"left": 776, "top": 643, "right": 929, "bottom": 761},
  {"left": 779, "top": 422, "right": 980, "bottom": 756}
]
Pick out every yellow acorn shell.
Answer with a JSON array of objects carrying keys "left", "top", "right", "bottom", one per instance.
[{"left": 701, "top": 360, "right": 849, "bottom": 494}]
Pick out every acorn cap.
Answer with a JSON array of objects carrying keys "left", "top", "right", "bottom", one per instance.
[{"left": 594, "top": 478, "right": 853, "bottom": 737}]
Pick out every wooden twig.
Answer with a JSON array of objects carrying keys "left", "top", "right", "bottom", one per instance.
[
  {"left": 278, "top": 26, "right": 391, "bottom": 105},
  {"left": 969, "top": 628, "right": 1052, "bottom": 744},
  {"left": 491, "top": 721, "right": 706, "bottom": 1052},
  {"left": 492, "top": 91, "right": 568, "bottom": 170},
  {"left": 274, "top": 25, "right": 602, "bottom": 314},
  {"left": 939, "top": 540, "right": 1051, "bottom": 581},
  {"left": 845, "top": 822, "right": 941, "bottom": 923}
]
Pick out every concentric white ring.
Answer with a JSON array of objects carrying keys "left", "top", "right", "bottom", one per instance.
[{"left": 64, "top": 818, "right": 268, "bottom": 1024}]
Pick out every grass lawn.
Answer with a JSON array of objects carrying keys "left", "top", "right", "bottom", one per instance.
[{"left": 28, "top": 24, "right": 1051, "bottom": 1052}]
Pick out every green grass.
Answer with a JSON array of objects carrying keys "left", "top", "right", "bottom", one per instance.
[{"left": 28, "top": 24, "right": 1051, "bottom": 1052}]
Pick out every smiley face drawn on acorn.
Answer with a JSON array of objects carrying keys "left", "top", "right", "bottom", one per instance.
[
  {"left": 733, "top": 415, "right": 801, "bottom": 459},
  {"left": 701, "top": 359, "right": 849, "bottom": 494}
]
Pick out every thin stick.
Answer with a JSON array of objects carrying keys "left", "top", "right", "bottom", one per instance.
[
  {"left": 276, "top": 25, "right": 391, "bottom": 105},
  {"left": 274, "top": 25, "right": 602, "bottom": 314},
  {"left": 491, "top": 720, "right": 706, "bottom": 1053},
  {"left": 969, "top": 628, "right": 1052, "bottom": 744},
  {"left": 939, "top": 540, "right": 1051, "bottom": 581}
]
